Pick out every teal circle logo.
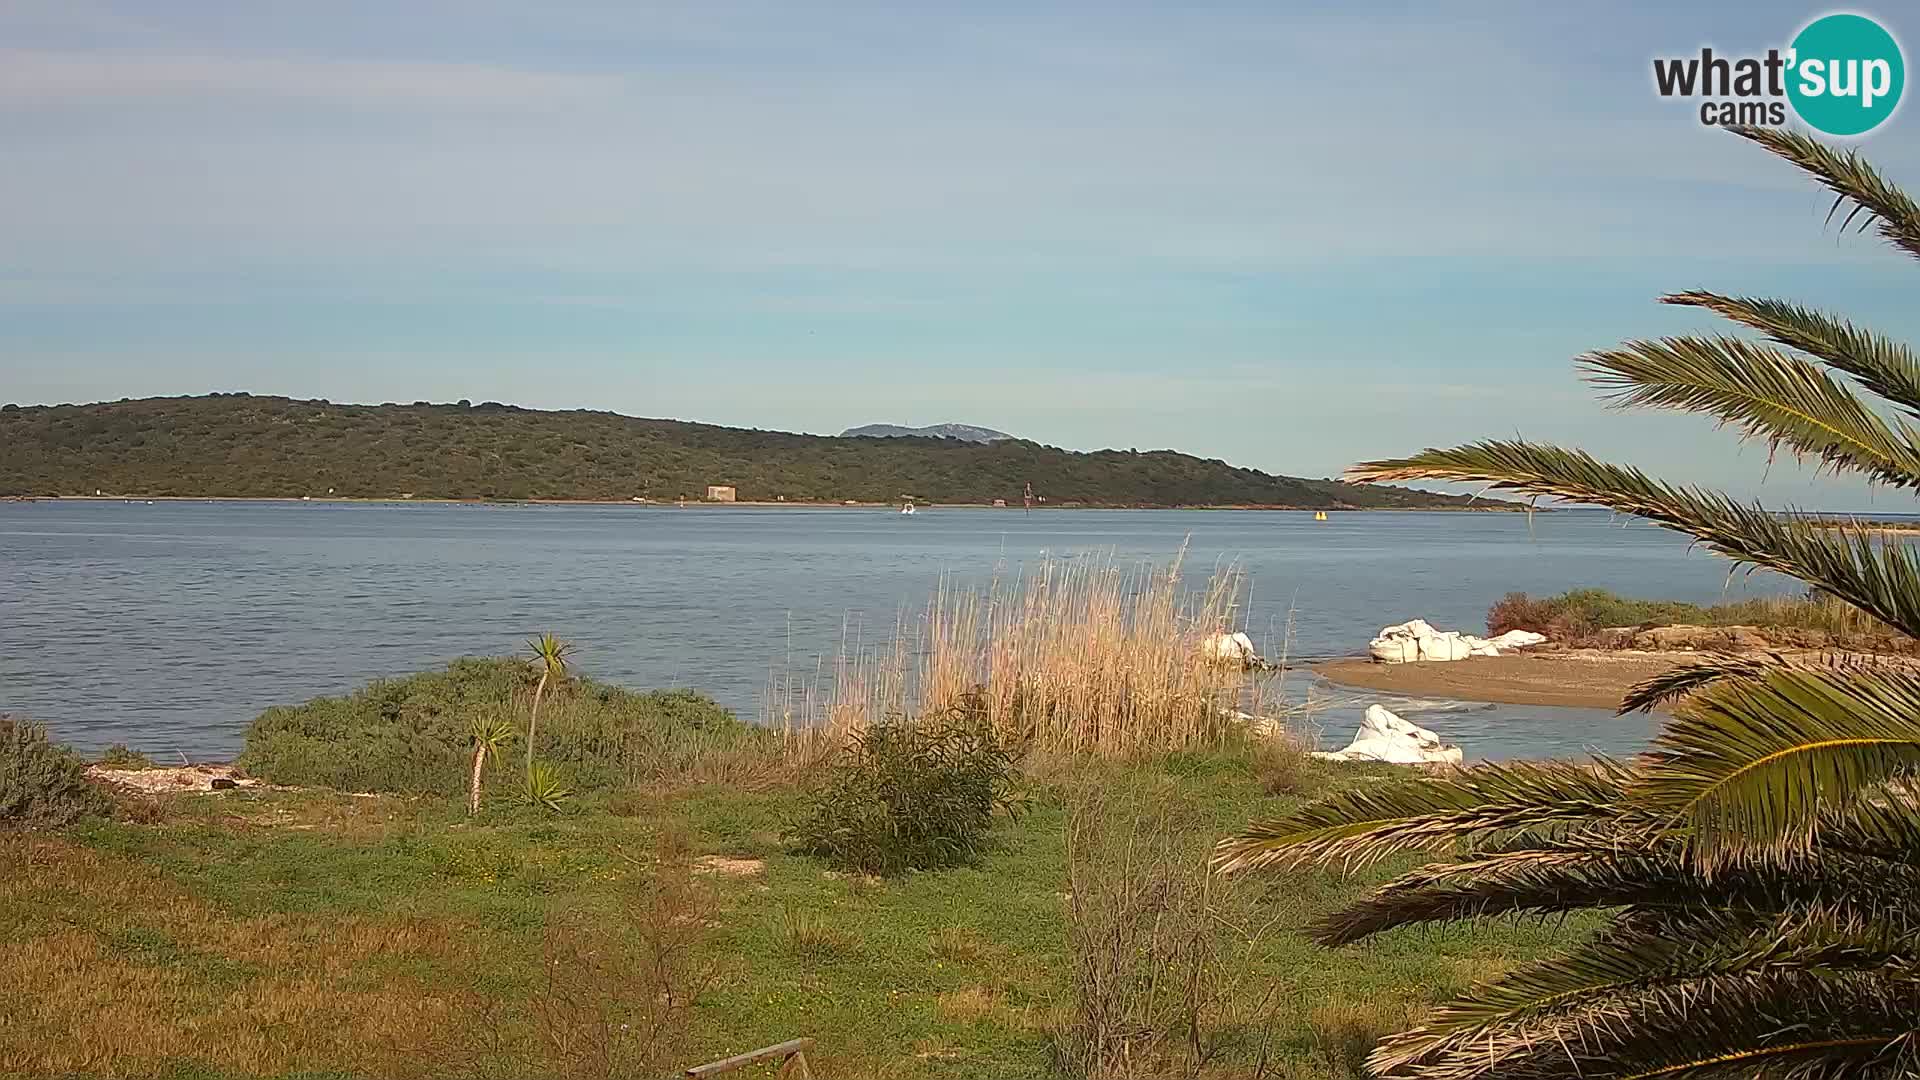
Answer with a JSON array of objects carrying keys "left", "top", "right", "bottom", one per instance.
[{"left": 1787, "top": 13, "right": 1905, "bottom": 135}]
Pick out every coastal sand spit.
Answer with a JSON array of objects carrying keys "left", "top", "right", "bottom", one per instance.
[{"left": 1313, "top": 651, "right": 1693, "bottom": 711}]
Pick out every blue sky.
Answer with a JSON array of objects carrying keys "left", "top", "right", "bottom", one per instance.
[{"left": 3, "top": 1, "right": 1918, "bottom": 509}]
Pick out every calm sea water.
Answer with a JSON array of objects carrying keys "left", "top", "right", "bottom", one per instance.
[{"left": 0, "top": 501, "right": 1802, "bottom": 762}]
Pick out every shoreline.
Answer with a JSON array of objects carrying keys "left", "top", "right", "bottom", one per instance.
[
  {"left": 4, "top": 495, "right": 1525, "bottom": 512},
  {"left": 1313, "top": 651, "right": 1694, "bottom": 712}
]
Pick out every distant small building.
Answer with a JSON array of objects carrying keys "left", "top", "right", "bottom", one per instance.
[
  {"left": 705, "top": 485, "right": 737, "bottom": 502},
  {"left": 992, "top": 498, "right": 1007, "bottom": 507}
]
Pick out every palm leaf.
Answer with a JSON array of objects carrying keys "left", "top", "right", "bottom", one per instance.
[
  {"left": 1617, "top": 651, "right": 1915, "bottom": 714},
  {"left": 1733, "top": 125, "right": 1920, "bottom": 262},
  {"left": 1663, "top": 291, "right": 1920, "bottom": 417},
  {"left": 1386, "top": 968, "right": 1918, "bottom": 1080},
  {"left": 1311, "top": 834, "right": 1920, "bottom": 946},
  {"left": 1637, "top": 666, "right": 1920, "bottom": 863},
  {"left": 1375, "top": 904, "right": 1920, "bottom": 1075},
  {"left": 1348, "top": 441, "right": 1920, "bottom": 638},
  {"left": 1582, "top": 335, "right": 1920, "bottom": 488},
  {"left": 1210, "top": 758, "right": 1637, "bottom": 875}
]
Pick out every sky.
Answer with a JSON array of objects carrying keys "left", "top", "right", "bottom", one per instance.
[{"left": 3, "top": 1, "right": 1919, "bottom": 509}]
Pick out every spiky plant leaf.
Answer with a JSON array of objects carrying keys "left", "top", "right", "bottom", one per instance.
[
  {"left": 518, "top": 761, "right": 573, "bottom": 812},
  {"left": 1374, "top": 904, "right": 1920, "bottom": 1075},
  {"left": 1310, "top": 834, "right": 1920, "bottom": 947},
  {"left": 1581, "top": 336, "right": 1920, "bottom": 488},
  {"left": 1210, "top": 758, "right": 1638, "bottom": 875},
  {"left": 1617, "top": 651, "right": 1912, "bottom": 714},
  {"left": 1664, "top": 291, "right": 1920, "bottom": 417},
  {"left": 1389, "top": 967, "right": 1919, "bottom": 1080},
  {"left": 1348, "top": 441, "right": 1920, "bottom": 638},
  {"left": 1733, "top": 125, "right": 1920, "bottom": 262},
  {"left": 1637, "top": 667, "right": 1920, "bottom": 863}
]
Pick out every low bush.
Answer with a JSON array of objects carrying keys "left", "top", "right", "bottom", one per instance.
[
  {"left": 1051, "top": 777, "right": 1277, "bottom": 1080},
  {"left": 237, "top": 657, "right": 769, "bottom": 796},
  {"left": 0, "top": 717, "right": 112, "bottom": 829},
  {"left": 789, "top": 700, "right": 1021, "bottom": 874},
  {"left": 1487, "top": 587, "right": 1907, "bottom": 649},
  {"left": 96, "top": 743, "right": 154, "bottom": 770}
]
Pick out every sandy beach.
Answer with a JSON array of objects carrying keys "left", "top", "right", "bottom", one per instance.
[{"left": 1314, "top": 651, "right": 1693, "bottom": 711}]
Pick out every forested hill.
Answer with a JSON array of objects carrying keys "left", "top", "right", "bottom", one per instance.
[{"left": 0, "top": 394, "right": 1492, "bottom": 509}]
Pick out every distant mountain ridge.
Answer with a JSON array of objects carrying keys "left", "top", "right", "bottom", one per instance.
[
  {"left": 0, "top": 394, "right": 1505, "bottom": 510},
  {"left": 840, "top": 422, "right": 1013, "bottom": 443}
]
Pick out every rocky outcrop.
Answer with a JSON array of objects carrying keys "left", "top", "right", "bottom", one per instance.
[
  {"left": 1368, "top": 619, "right": 1546, "bottom": 664},
  {"left": 1311, "top": 705, "right": 1464, "bottom": 765}
]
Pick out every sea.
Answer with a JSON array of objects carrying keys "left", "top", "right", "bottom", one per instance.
[{"left": 0, "top": 500, "right": 1809, "bottom": 762}]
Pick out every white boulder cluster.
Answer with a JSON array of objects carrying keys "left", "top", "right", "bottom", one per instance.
[
  {"left": 1199, "top": 620, "right": 1517, "bottom": 766},
  {"left": 1311, "top": 705, "right": 1464, "bottom": 765},
  {"left": 1368, "top": 619, "right": 1545, "bottom": 664}
]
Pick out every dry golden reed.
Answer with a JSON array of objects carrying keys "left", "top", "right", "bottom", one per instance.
[{"left": 767, "top": 550, "right": 1281, "bottom": 756}]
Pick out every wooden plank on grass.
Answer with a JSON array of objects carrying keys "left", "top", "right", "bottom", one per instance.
[{"left": 684, "top": 1037, "right": 815, "bottom": 1078}]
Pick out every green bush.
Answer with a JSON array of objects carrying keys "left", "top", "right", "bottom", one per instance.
[
  {"left": 97, "top": 743, "right": 154, "bottom": 770},
  {"left": 790, "top": 703, "right": 1021, "bottom": 875},
  {"left": 0, "top": 717, "right": 111, "bottom": 829},
  {"left": 237, "top": 658, "right": 763, "bottom": 796},
  {"left": 1487, "top": 587, "right": 1901, "bottom": 647}
]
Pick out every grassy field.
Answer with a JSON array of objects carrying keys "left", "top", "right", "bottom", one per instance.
[
  {"left": 8, "top": 564, "right": 1589, "bottom": 1079},
  {"left": 3, "top": 747, "right": 1585, "bottom": 1080}
]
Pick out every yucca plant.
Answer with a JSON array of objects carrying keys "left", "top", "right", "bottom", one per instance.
[
  {"left": 1217, "top": 127, "right": 1920, "bottom": 1079},
  {"left": 523, "top": 632, "right": 573, "bottom": 773},
  {"left": 465, "top": 713, "right": 516, "bottom": 816},
  {"left": 518, "top": 760, "right": 573, "bottom": 812}
]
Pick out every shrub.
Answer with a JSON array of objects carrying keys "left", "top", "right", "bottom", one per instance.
[
  {"left": 1247, "top": 734, "right": 1309, "bottom": 797},
  {"left": 0, "top": 717, "right": 111, "bottom": 829},
  {"left": 789, "top": 701, "right": 1021, "bottom": 874},
  {"left": 1051, "top": 777, "right": 1275, "bottom": 1079},
  {"left": 1484, "top": 591, "right": 1561, "bottom": 637},
  {"left": 96, "top": 744, "right": 154, "bottom": 770},
  {"left": 1485, "top": 587, "right": 1909, "bottom": 650},
  {"left": 237, "top": 658, "right": 764, "bottom": 796},
  {"left": 516, "top": 760, "right": 574, "bottom": 812}
]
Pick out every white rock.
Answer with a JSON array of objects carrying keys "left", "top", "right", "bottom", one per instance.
[
  {"left": 1368, "top": 618, "right": 1545, "bottom": 664},
  {"left": 1486, "top": 629, "right": 1547, "bottom": 651},
  {"left": 1311, "top": 705, "right": 1464, "bottom": 765},
  {"left": 1201, "top": 630, "right": 1265, "bottom": 667}
]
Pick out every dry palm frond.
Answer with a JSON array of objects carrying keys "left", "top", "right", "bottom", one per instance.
[{"left": 1210, "top": 758, "right": 1637, "bottom": 875}]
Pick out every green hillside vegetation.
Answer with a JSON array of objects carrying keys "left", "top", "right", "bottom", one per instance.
[{"left": 0, "top": 394, "right": 1493, "bottom": 508}]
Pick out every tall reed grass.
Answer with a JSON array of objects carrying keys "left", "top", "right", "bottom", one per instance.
[{"left": 766, "top": 551, "right": 1283, "bottom": 756}]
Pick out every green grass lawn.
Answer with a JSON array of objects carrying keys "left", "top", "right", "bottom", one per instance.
[{"left": 4, "top": 748, "right": 1590, "bottom": 1080}]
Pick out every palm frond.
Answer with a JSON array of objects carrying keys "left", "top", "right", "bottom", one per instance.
[
  {"left": 1374, "top": 904, "right": 1920, "bottom": 1075},
  {"left": 1210, "top": 758, "right": 1637, "bottom": 875},
  {"left": 1383, "top": 968, "right": 1918, "bottom": 1080},
  {"left": 1636, "top": 666, "right": 1920, "bottom": 863},
  {"left": 1733, "top": 125, "right": 1920, "bottom": 262},
  {"left": 1664, "top": 292, "right": 1920, "bottom": 417},
  {"left": 1821, "top": 786, "right": 1920, "bottom": 866},
  {"left": 1582, "top": 336, "right": 1920, "bottom": 488},
  {"left": 1311, "top": 834, "right": 1920, "bottom": 946},
  {"left": 1347, "top": 441, "right": 1920, "bottom": 638},
  {"left": 1618, "top": 651, "right": 1914, "bottom": 714}
]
